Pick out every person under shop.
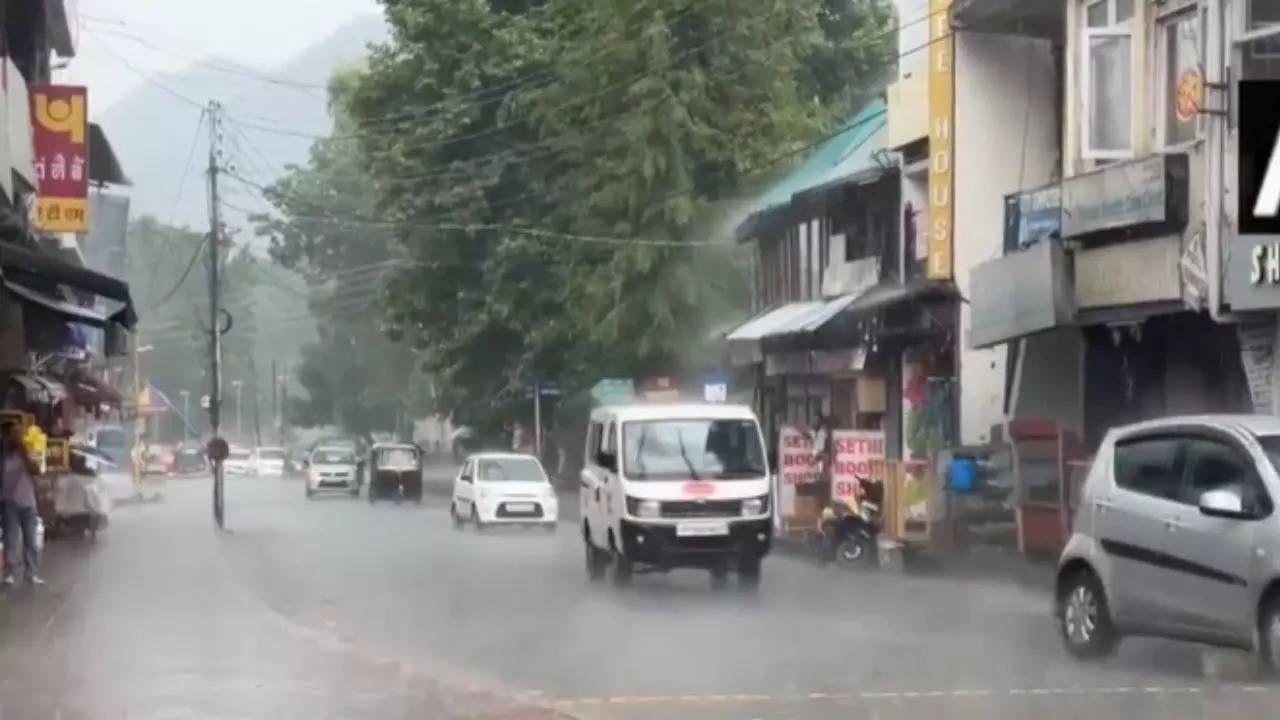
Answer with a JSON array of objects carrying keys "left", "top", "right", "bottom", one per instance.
[
  {"left": 808, "top": 413, "right": 834, "bottom": 499},
  {"left": 0, "top": 421, "right": 43, "bottom": 585}
]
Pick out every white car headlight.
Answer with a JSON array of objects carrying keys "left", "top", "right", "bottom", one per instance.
[
  {"left": 635, "top": 499, "right": 660, "bottom": 518},
  {"left": 741, "top": 496, "right": 767, "bottom": 516}
]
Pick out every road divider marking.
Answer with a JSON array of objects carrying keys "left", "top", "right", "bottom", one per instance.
[{"left": 544, "top": 683, "right": 1280, "bottom": 707}]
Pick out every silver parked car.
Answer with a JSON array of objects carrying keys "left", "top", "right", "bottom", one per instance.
[{"left": 1056, "top": 414, "right": 1280, "bottom": 668}]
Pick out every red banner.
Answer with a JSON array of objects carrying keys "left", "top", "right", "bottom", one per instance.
[{"left": 30, "top": 85, "right": 88, "bottom": 232}]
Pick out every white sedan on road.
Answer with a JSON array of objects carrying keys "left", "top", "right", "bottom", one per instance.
[
  {"left": 254, "top": 446, "right": 287, "bottom": 477},
  {"left": 450, "top": 453, "right": 558, "bottom": 530},
  {"left": 224, "top": 447, "right": 256, "bottom": 476}
]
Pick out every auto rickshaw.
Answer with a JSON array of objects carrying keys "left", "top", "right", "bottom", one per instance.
[{"left": 368, "top": 442, "right": 423, "bottom": 504}]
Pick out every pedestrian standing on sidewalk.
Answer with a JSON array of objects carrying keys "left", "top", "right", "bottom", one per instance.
[{"left": 1, "top": 421, "right": 43, "bottom": 585}]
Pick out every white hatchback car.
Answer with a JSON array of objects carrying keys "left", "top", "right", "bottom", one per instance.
[
  {"left": 305, "top": 445, "right": 362, "bottom": 499},
  {"left": 254, "top": 447, "right": 287, "bottom": 477},
  {"left": 450, "top": 453, "right": 558, "bottom": 530}
]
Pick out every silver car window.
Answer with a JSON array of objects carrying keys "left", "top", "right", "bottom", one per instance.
[
  {"left": 1181, "top": 437, "right": 1272, "bottom": 515},
  {"left": 1113, "top": 435, "right": 1182, "bottom": 500}
]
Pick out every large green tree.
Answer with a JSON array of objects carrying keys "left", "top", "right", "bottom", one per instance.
[
  {"left": 256, "top": 0, "right": 894, "bottom": 437},
  {"left": 254, "top": 69, "right": 431, "bottom": 439}
]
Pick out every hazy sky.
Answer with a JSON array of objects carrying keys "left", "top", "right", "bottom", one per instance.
[{"left": 56, "top": 0, "right": 381, "bottom": 116}]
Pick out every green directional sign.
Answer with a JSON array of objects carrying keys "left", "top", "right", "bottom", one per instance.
[{"left": 589, "top": 378, "right": 636, "bottom": 405}]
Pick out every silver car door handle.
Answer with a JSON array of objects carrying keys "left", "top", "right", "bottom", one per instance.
[
  {"left": 1094, "top": 499, "right": 1114, "bottom": 512},
  {"left": 1164, "top": 517, "right": 1186, "bottom": 531}
]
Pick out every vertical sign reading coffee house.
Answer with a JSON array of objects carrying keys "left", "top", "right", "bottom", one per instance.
[
  {"left": 926, "top": 0, "right": 953, "bottom": 279},
  {"left": 30, "top": 85, "right": 89, "bottom": 233}
]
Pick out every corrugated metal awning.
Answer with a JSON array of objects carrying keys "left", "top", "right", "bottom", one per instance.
[
  {"left": 726, "top": 301, "right": 824, "bottom": 365},
  {"left": 765, "top": 280, "right": 959, "bottom": 348}
]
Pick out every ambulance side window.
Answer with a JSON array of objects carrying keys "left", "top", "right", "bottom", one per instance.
[{"left": 598, "top": 422, "right": 617, "bottom": 472}]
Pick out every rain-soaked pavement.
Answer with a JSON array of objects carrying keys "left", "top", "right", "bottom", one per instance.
[{"left": 0, "top": 471, "right": 1276, "bottom": 719}]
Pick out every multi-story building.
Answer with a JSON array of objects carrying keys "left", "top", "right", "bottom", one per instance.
[
  {"left": 0, "top": 1, "right": 137, "bottom": 417},
  {"left": 728, "top": 0, "right": 1280, "bottom": 463},
  {"left": 726, "top": 94, "right": 960, "bottom": 462},
  {"left": 960, "top": 0, "right": 1278, "bottom": 447},
  {"left": 883, "top": 0, "right": 1061, "bottom": 452}
]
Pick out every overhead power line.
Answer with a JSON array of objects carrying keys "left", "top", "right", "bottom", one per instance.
[
  {"left": 85, "top": 31, "right": 206, "bottom": 110},
  {"left": 224, "top": 106, "right": 887, "bottom": 246},
  {"left": 212, "top": 15, "right": 940, "bottom": 213},
  {"left": 222, "top": 4, "right": 941, "bottom": 147},
  {"left": 220, "top": 196, "right": 725, "bottom": 247},
  {"left": 82, "top": 25, "right": 326, "bottom": 92},
  {"left": 152, "top": 235, "right": 209, "bottom": 309},
  {"left": 224, "top": 5, "right": 817, "bottom": 145}
]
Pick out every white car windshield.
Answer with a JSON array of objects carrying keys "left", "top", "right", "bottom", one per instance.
[
  {"left": 477, "top": 457, "right": 546, "bottom": 482},
  {"left": 228, "top": 450, "right": 251, "bottom": 460},
  {"left": 314, "top": 449, "right": 355, "bottom": 465},
  {"left": 258, "top": 449, "right": 285, "bottom": 460},
  {"left": 622, "top": 419, "right": 766, "bottom": 480}
]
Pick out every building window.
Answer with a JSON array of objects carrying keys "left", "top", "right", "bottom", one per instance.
[
  {"left": 1082, "top": 0, "right": 1134, "bottom": 159},
  {"left": 1242, "top": 0, "right": 1280, "bottom": 80},
  {"left": 1158, "top": 6, "right": 1203, "bottom": 148}
]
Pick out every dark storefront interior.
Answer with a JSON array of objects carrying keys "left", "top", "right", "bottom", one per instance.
[{"left": 1082, "top": 312, "right": 1251, "bottom": 448}]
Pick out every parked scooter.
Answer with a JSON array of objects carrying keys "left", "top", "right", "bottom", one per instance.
[{"left": 819, "top": 477, "right": 883, "bottom": 569}]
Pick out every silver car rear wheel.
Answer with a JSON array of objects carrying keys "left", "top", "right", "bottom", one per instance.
[{"left": 1259, "top": 598, "right": 1280, "bottom": 673}]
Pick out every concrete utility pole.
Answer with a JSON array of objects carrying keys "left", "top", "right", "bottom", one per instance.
[
  {"left": 180, "top": 390, "right": 190, "bottom": 440},
  {"left": 232, "top": 380, "right": 243, "bottom": 439},
  {"left": 207, "top": 99, "right": 226, "bottom": 530},
  {"left": 279, "top": 367, "right": 290, "bottom": 445},
  {"left": 245, "top": 349, "right": 261, "bottom": 448},
  {"left": 270, "top": 359, "right": 278, "bottom": 444},
  {"left": 533, "top": 379, "right": 542, "bottom": 460}
]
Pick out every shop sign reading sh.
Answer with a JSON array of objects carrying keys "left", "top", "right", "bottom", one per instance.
[{"left": 1251, "top": 243, "right": 1280, "bottom": 285}]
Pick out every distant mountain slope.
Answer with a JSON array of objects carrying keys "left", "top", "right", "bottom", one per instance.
[{"left": 96, "top": 15, "right": 387, "bottom": 231}]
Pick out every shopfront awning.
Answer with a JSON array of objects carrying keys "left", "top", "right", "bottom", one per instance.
[
  {"left": 66, "top": 370, "right": 122, "bottom": 408},
  {"left": 763, "top": 280, "right": 959, "bottom": 349},
  {"left": 726, "top": 301, "right": 825, "bottom": 365},
  {"left": 0, "top": 241, "right": 137, "bottom": 329},
  {"left": 3, "top": 371, "right": 65, "bottom": 405},
  {"left": 969, "top": 240, "right": 1074, "bottom": 349},
  {"left": 88, "top": 123, "right": 131, "bottom": 186},
  {"left": 3, "top": 278, "right": 108, "bottom": 326}
]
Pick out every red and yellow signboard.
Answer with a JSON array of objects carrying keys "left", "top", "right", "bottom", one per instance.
[{"left": 30, "top": 85, "right": 88, "bottom": 232}]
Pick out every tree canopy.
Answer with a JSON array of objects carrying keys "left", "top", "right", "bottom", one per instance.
[{"left": 254, "top": 0, "right": 894, "bottom": 436}]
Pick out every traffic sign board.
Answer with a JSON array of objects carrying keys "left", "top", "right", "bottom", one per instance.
[
  {"left": 523, "top": 381, "right": 563, "bottom": 399},
  {"left": 200, "top": 395, "right": 211, "bottom": 409}
]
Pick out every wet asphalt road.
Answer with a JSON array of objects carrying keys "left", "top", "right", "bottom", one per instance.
[{"left": 0, "top": 472, "right": 1277, "bottom": 719}]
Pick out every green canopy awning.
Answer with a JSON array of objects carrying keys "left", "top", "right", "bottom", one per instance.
[{"left": 734, "top": 99, "right": 888, "bottom": 241}]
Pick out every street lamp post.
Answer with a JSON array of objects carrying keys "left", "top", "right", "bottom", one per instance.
[
  {"left": 131, "top": 343, "right": 155, "bottom": 493},
  {"left": 179, "top": 391, "right": 191, "bottom": 440},
  {"left": 231, "top": 380, "right": 243, "bottom": 441}
]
